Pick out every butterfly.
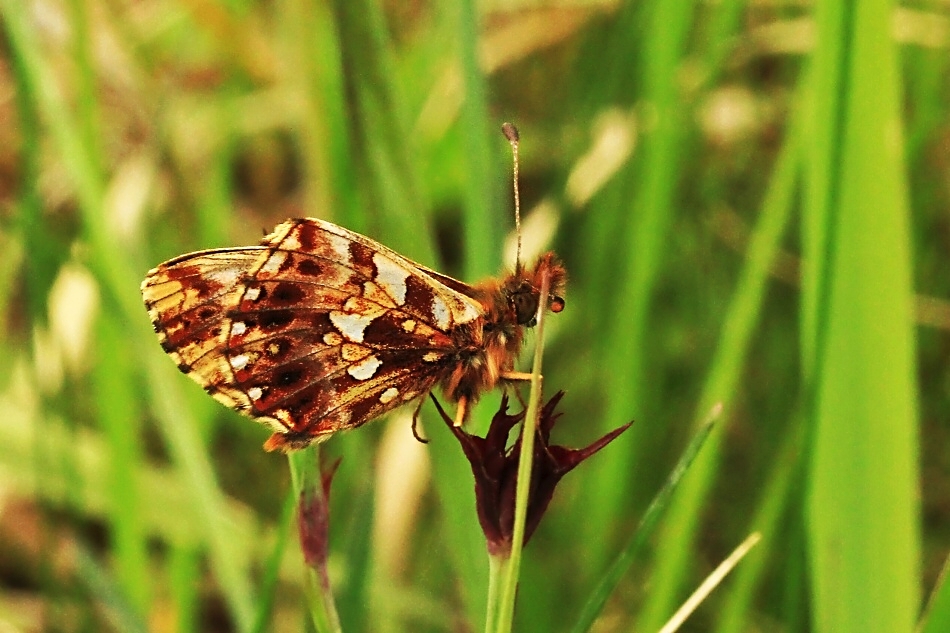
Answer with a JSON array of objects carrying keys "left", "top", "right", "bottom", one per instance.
[
  {"left": 141, "top": 128, "right": 565, "bottom": 451},
  {"left": 141, "top": 219, "right": 565, "bottom": 451}
]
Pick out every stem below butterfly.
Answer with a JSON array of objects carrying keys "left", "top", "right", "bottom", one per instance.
[
  {"left": 492, "top": 268, "right": 552, "bottom": 633},
  {"left": 288, "top": 448, "right": 343, "bottom": 633},
  {"left": 484, "top": 550, "right": 507, "bottom": 633}
]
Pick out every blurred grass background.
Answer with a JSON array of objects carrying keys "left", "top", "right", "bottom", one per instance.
[{"left": 0, "top": 0, "right": 946, "bottom": 631}]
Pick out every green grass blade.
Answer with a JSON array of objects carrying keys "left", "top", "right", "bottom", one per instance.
[
  {"left": 585, "top": 0, "right": 697, "bottom": 570},
  {"left": 634, "top": 81, "right": 802, "bottom": 632},
  {"left": 146, "top": 355, "right": 258, "bottom": 632},
  {"left": 456, "top": 0, "right": 500, "bottom": 280},
  {"left": 329, "top": 0, "right": 434, "bottom": 263},
  {"left": 169, "top": 547, "right": 202, "bottom": 633},
  {"left": 920, "top": 554, "right": 950, "bottom": 633},
  {"left": 93, "top": 312, "right": 150, "bottom": 615},
  {"left": 713, "top": 407, "right": 807, "bottom": 633},
  {"left": 75, "top": 546, "right": 149, "bottom": 633},
  {"left": 804, "top": 1, "right": 920, "bottom": 631},
  {"left": 570, "top": 407, "right": 718, "bottom": 633},
  {"left": 251, "top": 489, "right": 298, "bottom": 633}
]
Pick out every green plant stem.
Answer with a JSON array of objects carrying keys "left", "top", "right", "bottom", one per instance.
[
  {"left": 485, "top": 553, "right": 507, "bottom": 633},
  {"left": 288, "top": 449, "right": 343, "bottom": 633},
  {"left": 493, "top": 271, "right": 552, "bottom": 633}
]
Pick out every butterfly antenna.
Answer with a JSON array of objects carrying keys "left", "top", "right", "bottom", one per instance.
[{"left": 502, "top": 122, "right": 522, "bottom": 274}]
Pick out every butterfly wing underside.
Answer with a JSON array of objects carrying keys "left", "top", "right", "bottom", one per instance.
[{"left": 142, "top": 218, "right": 485, "bottom": 449}]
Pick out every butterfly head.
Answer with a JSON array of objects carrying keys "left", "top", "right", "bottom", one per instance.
[{"left": 505, "top": 252, "right": 566, "bottom": 327}]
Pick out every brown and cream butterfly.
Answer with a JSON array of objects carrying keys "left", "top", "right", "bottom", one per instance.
[{"left": 141, "top": 125, "right": 565, "bottom": 452}]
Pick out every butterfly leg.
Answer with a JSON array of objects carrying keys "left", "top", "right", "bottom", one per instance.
[
  {"left": 454, "top": 395, "right": 468, "bottom": 427},
  {"left": 500, "top": 371, "right": 534, "bottom": 382},
  {"left": 500, "top": 371, "right": 537, "bottom": 409},
  {"left": 411, "top": 396, "right": 429, "bottom": 443},
  {"left": 451, "top": 374, "right": 538, "bottom": 426}
]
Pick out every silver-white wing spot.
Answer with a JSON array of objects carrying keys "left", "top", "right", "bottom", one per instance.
[
  {"left": 230, "top": 354, "right": 250, "bottom": 370},
  {"left": 380, "top": 387, "right": 399, "bottom": 404},
  {"left": 207, "top": 266, "right": 241, "bottom": 287},
  {"left": 431, "top": 294, "right": 450, "bottom": 330},
  {"left": 348, "top": 355, "right": 382, "bottom": 380},
  {"left": 324, "top": 229, "right": 353, "bottom": 263},
  {"left": 330, "top": 311, "right": 379, "bottom": 343},
  {"left": 260, "top": 251, "right": 287, "bottom": 274},
  {"left": 373, "top": 252, "right": 409, "bottom": 305}
]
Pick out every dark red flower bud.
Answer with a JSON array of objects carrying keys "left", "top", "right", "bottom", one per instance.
[
  {"left": 434, "top": 392, "right": 631, "bottom": 557},
  {"left": 298, "top": 458, "right": 342, "bottom": 578}
]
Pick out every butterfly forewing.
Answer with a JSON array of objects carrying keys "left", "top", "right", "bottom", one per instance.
[{"left": 142, "top": 218, "right": 490, "bottom": 448}]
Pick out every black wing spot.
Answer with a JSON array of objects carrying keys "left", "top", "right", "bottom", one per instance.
[
  {"left": 276, "top": 367, "right": 304, "bottom": 386},
  {"left": 259, "top": 309, "right": 294, "bottom": 329},
  {"left": 286, "top": 393, "right": 315, "bottom": 414},
  {"left": 271, "top": 282, "right": 305, "bottom": 305},
  {"left": 297, "top": 259, "right": 322, "bottom": 276}
]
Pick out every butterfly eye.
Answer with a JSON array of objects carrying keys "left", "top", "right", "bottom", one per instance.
[{"left": 509, "top": 287, "right": 540, "bottom": 326}]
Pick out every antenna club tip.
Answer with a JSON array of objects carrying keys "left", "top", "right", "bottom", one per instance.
[{"left": 501, "top": 122, "right": 520, "bottom": 143}]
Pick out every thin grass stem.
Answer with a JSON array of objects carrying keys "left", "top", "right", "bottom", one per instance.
[{"left": 493, "top": 269, "right": 552, "bottom": 633}]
